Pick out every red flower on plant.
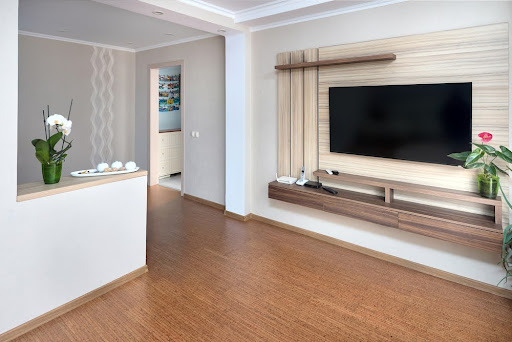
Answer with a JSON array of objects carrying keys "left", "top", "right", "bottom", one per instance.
[{"left": 478, "top": 132, "right": 493, "bottom": 143}]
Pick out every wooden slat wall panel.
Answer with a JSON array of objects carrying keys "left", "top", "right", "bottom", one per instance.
[
  {"left": 290, "top": 50, "right": 304, "bottom": 178},
  {"left": 317, "top": 23, "right": 509, "bottom": 225},
  {"left": 277, "top": 52, "right": 291, "bottom": 176},
  {"left": 304, "top": 48, "right": 319, "bottom": 180}
]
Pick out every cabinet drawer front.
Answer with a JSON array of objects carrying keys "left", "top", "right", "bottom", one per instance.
[
  {"left": 159, "top": 160, "right": 170, "bottom": 176},
  {"left": 159, "top": 133, "right": 171, "bottom": 147},
  {"left": 170, "top": 132, "right": 182, "bottom": 146},
  {"left": 160, "top": 148, "right": 171, "bottom": 161},
  {"left": 170, "top": 157, "right": 182, "bottom": 174},
  {"left": 398, "top": 214, "right": 501, "bottom": 252},
  {"left": 170, "top": 146, "right": 181, "bottom": 158},
  {"left": 323, "top": 198, "right": 398, "bottom": 228},
  {"left": 269, "top": 186, "right": 323, "bottom": 211}
]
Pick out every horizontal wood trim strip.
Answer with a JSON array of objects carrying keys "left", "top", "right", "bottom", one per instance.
[
  {"left": 249, "top": 214, "right": 512, "bottom": 300},
  {"left": 0, "top": 266, "right": 148, "bottom": 342},
  {"left": 224, "top": 210, "right": 251, "bottom": 222},
  {"left": 183, "top": 193, "right": 225, "bottom": 211},
  {"left": 313, "top": 170, "right": 502, "bottom": 206},
  {"left": 17, "top": 170, "right": 148, "bottom": 202},
  {"left": 275, "top": 53, "right": 396, "bottom": 70}
]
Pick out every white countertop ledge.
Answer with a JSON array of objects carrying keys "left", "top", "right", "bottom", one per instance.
[{"left": 17, "top": 170, "right": 148, "bottom": 202}]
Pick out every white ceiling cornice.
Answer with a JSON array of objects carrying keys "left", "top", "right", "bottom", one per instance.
[
  {"left": 234, "top": 0, "right": 333, "bottom": 23},
  {"left": 177, "top": 0, "right": 236, "bottom": 18},
  {"left": 250, "top": 0, "right": 409, "bottom": 32},
  {"left": 19, "top": 30, "right": 218, "bottom": 54},
  {"left": 134, "top": 33, "right": 217, "bottom": 52},
  {"left": 18, "top": 30, "right": 136, "bottom": 52}
]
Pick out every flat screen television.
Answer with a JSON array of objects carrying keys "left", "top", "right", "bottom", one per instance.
[{"left": 329, "top": 82, "right": 472, "bottom": 166}]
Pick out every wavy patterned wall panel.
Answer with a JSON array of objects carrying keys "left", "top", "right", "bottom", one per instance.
[{"left": 90, "top": 46, "right": 115, "bottom": 167}]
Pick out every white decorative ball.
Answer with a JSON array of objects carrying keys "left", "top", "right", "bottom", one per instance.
[
  {"left": 111, "top": 161, "right": 123, "bottom": 169},
  {"left": 125, "top": 161, "right": 137, "bottom": 170},
  {"left": 97, "top": 162, "right": 109, "bottom": 172}
]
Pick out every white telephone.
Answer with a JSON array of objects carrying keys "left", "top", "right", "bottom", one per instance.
[{"left": 295, "top": 166, "right": 308, "bottom": 186}]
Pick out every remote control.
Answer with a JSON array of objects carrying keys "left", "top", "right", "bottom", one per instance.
[
  {"left": 322, "top": 186, "right": 338, "bottom": 195},
  {"left": 332, "top": 170, "right": 339, "bottom": 175},
  {"left": 325, "top": 169, "right": 333, "bottom": 175}
]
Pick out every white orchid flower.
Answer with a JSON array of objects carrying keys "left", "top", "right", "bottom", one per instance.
[
  {"left": 46, "top": 114, "right": 67, "bottom": 127},
  {"left": 61, "top": 120, "right": 72, "bottom": 136}
]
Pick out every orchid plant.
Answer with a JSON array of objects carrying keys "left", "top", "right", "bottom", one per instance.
[
  {"left": 32, "top": 101, "right": 73, "bottom": 166},
  {"left": 448, "top": 132, "right": 512, "bottom": 285}
]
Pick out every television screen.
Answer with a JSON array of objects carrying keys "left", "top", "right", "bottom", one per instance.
[{"left": 328, "top": 83, "right": 472, "bottom": 166}]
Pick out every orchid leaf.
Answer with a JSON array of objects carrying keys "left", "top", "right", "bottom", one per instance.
[
  {"left": 464, "top": 148, "right": 484, "bottom": 167},
  {"left": 473, "top": 143, "right": 496, "bottom": 156},
  {"left": 31, "top": 139, "right": 44, "bottom": 147},
  {"left": 48, "top": 132, "right": 63, "bottom": 150},
  {"left": 448, "top": 151, "right": 471, "bottom": 161},
  {"left": 34, "top": 140, "right": 50, "bottom": 164}
]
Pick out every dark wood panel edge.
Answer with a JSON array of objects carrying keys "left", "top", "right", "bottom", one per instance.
[
  {"left": 275, "top": 53, "right": 396, "bottom": 70},
  {"left": 159, "top": 129, "right": 181, "bottom": 133}
]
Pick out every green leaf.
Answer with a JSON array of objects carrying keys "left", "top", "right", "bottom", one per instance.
[
  {"left": 473, "top": 143, "right": 496, "bottom": 156},
  {"left": 483, "top": 164, "right": 497, "bottom": 176},
  {"left": 447, "top": 151, "right": 471, "bottom": 161},
  {"left": 464, "top": 162, "right": 485, "bottom": 169},
  {"left": 492, "top": 162, "right": 508, "bottom": 175},
  {"left": 48, "top": 132, "right": 63, "bottom": 149},
  {"left": 464, "top": 148, "right": 484, "bottom": 167},
  {"left": 31, "top": 139, "right": 44, "bottom": 147},
  {"left": 499, "top": 146, "right": 512, "bottom": 160},
  {"left": 34, "top": 140, "right": 49, "bottom": 164},
  {"left": 495, "top": 151, "right": 512, "bottom": 164}
]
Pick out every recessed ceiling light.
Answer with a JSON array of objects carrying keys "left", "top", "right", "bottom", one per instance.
[
  {"left": 165, "top": 33, "right": 174, "bottom": 36},
  {"left": 152, "top": 10, "right": 164, "bottom": 15},
  {"left": 127, "top": 42, "right": 133, "bottom": 45},
  {"left": 217, "top": 29, "right": 226, "bottom": 33},
  {"left": 57, "top": 29, "right": 68, "bottom": 33}
]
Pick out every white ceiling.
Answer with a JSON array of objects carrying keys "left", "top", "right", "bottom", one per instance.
[
  {"left": 19, "top": 0, "right": 214, "bottom": 51},
  {"left": 19, "top": 0, "right": 406, "bottom": 51}
]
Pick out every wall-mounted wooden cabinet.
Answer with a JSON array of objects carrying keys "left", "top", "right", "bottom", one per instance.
[{"left": 159, "top": 131, "right": 182, "bottom": 178}]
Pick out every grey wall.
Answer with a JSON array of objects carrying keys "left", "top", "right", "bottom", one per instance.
[
  {"left": 18, "top": 35, "right": 135, "bottom": 184},
  {"left": 250, "top": 1, "right": 512, "bottom": 286},
  {"left": 136, "top": 36, "right": 226, "bottom": 205}
]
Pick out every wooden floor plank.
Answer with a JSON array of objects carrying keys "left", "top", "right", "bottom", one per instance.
[{"left": 12, "top": 185, "right": 512, "bottom": 341}]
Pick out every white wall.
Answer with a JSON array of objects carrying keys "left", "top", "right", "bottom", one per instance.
[
  {"left": 135, "top": 36, "right": 226, "bottom": 205},
  {"left": 18, "top": 35, "right": 136, "bottom": 184},
  {"left": 0, "top": 0, "right": 146, "bottom": 334},
  {"left": 251, "top": 1, "right": 512, "bottom": 287}
]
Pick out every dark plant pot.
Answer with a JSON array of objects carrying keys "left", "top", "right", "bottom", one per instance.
[
  {"left": 42, "top": 162, "right": 63, "bottom": 184},
  {"left": 477, "top": 173, "right": 498, "bottom": 199}
]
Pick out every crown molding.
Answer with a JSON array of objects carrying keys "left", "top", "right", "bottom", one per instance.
[
  {"left": 235, "top": 0, "right": 332, "bottom": 23},
  {"left": 18, "top": 31, "right": 136, "bottom": 52},
  {"left": 134, "top": 33, "right": 217, "bottom": 52},
  {"left": 250, "top": 0, "right": 409, "bottom": 32},
  {"left": 178, "top": 0, "right": 235, "bottom": 18},
  {"left": 18, "top": 30, "right": 217, "bottom": 54}
]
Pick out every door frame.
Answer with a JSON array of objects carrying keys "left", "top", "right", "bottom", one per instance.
[{"left": 148, "top": 60, "right": 185, "bottom": 196}]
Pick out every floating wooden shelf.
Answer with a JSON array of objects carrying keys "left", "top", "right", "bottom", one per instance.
[
  {"left": 313, "top": 170, "right": 502, "bottom": 223},
  {"left": 274, "top": 53, "right": 396, "bottom": 70},
  {"left": 268, "top": 174, "right": 503, "bottom": 253}
]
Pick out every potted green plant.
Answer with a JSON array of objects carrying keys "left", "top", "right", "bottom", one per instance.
[
  {"left": 32, "top": 102, "right": 73, "bottom": 184},
  {"left": 448, "top": 132, "right": 512, "bottom": 285}
]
